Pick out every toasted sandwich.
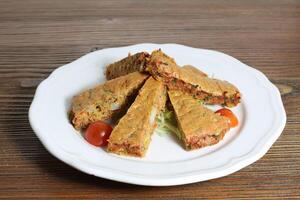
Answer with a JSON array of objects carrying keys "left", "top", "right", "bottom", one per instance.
[
  {"left": 107, "top": 77, "right": 166, "bottom": 157},
  {"left": 146, "top": 50, "right": 241, "bottom": 107},
  {"left": 168, "top": 90, "right": 230, "bottom": 150},
  {"left": 105, "top": 52, "right": 207, "bottom": 80},
  {"left": 105, "top": 52, "right": 150, "bottom": 80},
  {"left": 70, "top": 72, "right": 149, "bottom": 130}
]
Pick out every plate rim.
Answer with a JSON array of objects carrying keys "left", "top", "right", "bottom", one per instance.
[{"left": 29, "top": 43, "right": 286, "bottom": 186}]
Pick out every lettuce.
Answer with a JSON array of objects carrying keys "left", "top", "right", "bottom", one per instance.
[{"left": 156, "top": 110, "right": 182, "bottom": 140}]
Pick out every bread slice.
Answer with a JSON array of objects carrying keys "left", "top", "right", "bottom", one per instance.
[
  {"left": 105, "top": 52, "right": 150, "bottom": 80},
  {"left": 168, "top": 90, "right": 230, "bottom": 150},
  {"left": 147, "top": 50, "right": 241, "bottom": 107},
  {"left": 107, "top": 77, "right": 166, "bottom": 157},
  {"left": 70, "top": 72, "right": 149, "bottom": 130}
]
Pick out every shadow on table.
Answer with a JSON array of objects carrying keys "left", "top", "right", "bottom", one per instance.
[
  {"left": 2, "top": 99, "right": 168, "bottom": 191},
  {"left": 9, "top": 123, "right": 147, "bottom": 190}
]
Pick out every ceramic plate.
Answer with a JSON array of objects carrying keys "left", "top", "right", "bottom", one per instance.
[{"left": 29, "top": 43, "right": 286, "bottom": 186}]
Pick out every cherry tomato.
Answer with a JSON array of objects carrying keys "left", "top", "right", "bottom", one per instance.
[
  {"left": 85, "top": 121, "right": 113, "bottom": 147},
  {"left": 215, "top": 108, "right": 238, "bottom": 128}
]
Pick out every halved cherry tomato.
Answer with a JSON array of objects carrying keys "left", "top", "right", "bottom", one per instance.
[
  {"left": 215, "top": 108, "right": 238, "bottom": 128},
  {"left": 85, "top": 121, "right": 113, "bottom": 147}
]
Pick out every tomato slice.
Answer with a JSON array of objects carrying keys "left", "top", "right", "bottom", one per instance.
[
  {"left": 85, "top": 121, "right": 113, "bottom": 147},
  {"left": 215, "top": 108, "right": 238, "bottom": 128}
]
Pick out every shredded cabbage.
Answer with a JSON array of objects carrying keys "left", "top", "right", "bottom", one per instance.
[{"left": 156, "top": 110, "right": 181, "bottom": 140}]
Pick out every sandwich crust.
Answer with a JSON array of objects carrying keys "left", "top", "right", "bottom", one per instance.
[{"left": 181, "top": 65, "right": 208, "bottom": 77}]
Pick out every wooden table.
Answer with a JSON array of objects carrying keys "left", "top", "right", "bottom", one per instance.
[{"left": 0, "top": 0, "right": 299, "bottom": 199}]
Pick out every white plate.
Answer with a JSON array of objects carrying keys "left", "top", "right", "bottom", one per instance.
[{"left": 29, "top": 43, "right": 286, "bottom": 186}]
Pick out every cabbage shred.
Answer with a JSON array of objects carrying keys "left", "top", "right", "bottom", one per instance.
[{"left": 156, "top": 110, "right": 182, "bottom": 140}]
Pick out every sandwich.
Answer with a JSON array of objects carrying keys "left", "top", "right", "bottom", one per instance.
[
  {"left": 146, "top": 50, "right": 241, "bottom": 107},
  {"left": 105, "top": 52, "right": 207, "bottom": 79},
  {"left": 168, "top": 89, "right": 230, "bottom": 150},
  {"left": 105, "top": 52, "right": 150, "bottom": 80},
  {"left": 70, "top": 72, "right": 149, "bottom": 130},
  {"left": 107, "top": 77, "right": 166, "bottom": 157}
]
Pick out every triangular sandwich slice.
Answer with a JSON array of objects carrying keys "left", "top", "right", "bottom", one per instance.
[
  {"left": 147, "top": 50, "right": 241, "bottom": 107},
  {"left": 70, "top": 72, "right": 149, "bottom": 130},
  {"left": 168, "top": 90, "right": 230, "bottom": 150},
  {"left": 107, "top": 77, "right": 166, "bottom": 157},
  {"left": 105, "top": 51, "right": 208, "bottom": 80},
  {"left": 105, "top": 52, "right": 150, "bottom": 80}
]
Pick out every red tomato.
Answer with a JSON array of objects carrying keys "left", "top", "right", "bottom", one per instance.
[
  {"left": 85, "top": 121, "right": 113, "bottom": 147},
  {"left": 215, "top": 108, "right": 238, "bottom": 128}
]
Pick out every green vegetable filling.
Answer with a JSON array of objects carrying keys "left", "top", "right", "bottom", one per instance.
[{"left": 156, "top": 110, "right": 182, "bottom": 140}]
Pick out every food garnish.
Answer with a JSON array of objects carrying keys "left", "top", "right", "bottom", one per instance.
[
  {"left": 215, "top": 108, "right": 238, "bottom": 128},
  {"left": 85, "top": 121, "right": 113, "bottom": 147}
]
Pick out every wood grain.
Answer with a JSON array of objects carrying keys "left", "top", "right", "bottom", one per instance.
[{"left": 0, "top": 0, "right": 299, "bottom": 199}]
